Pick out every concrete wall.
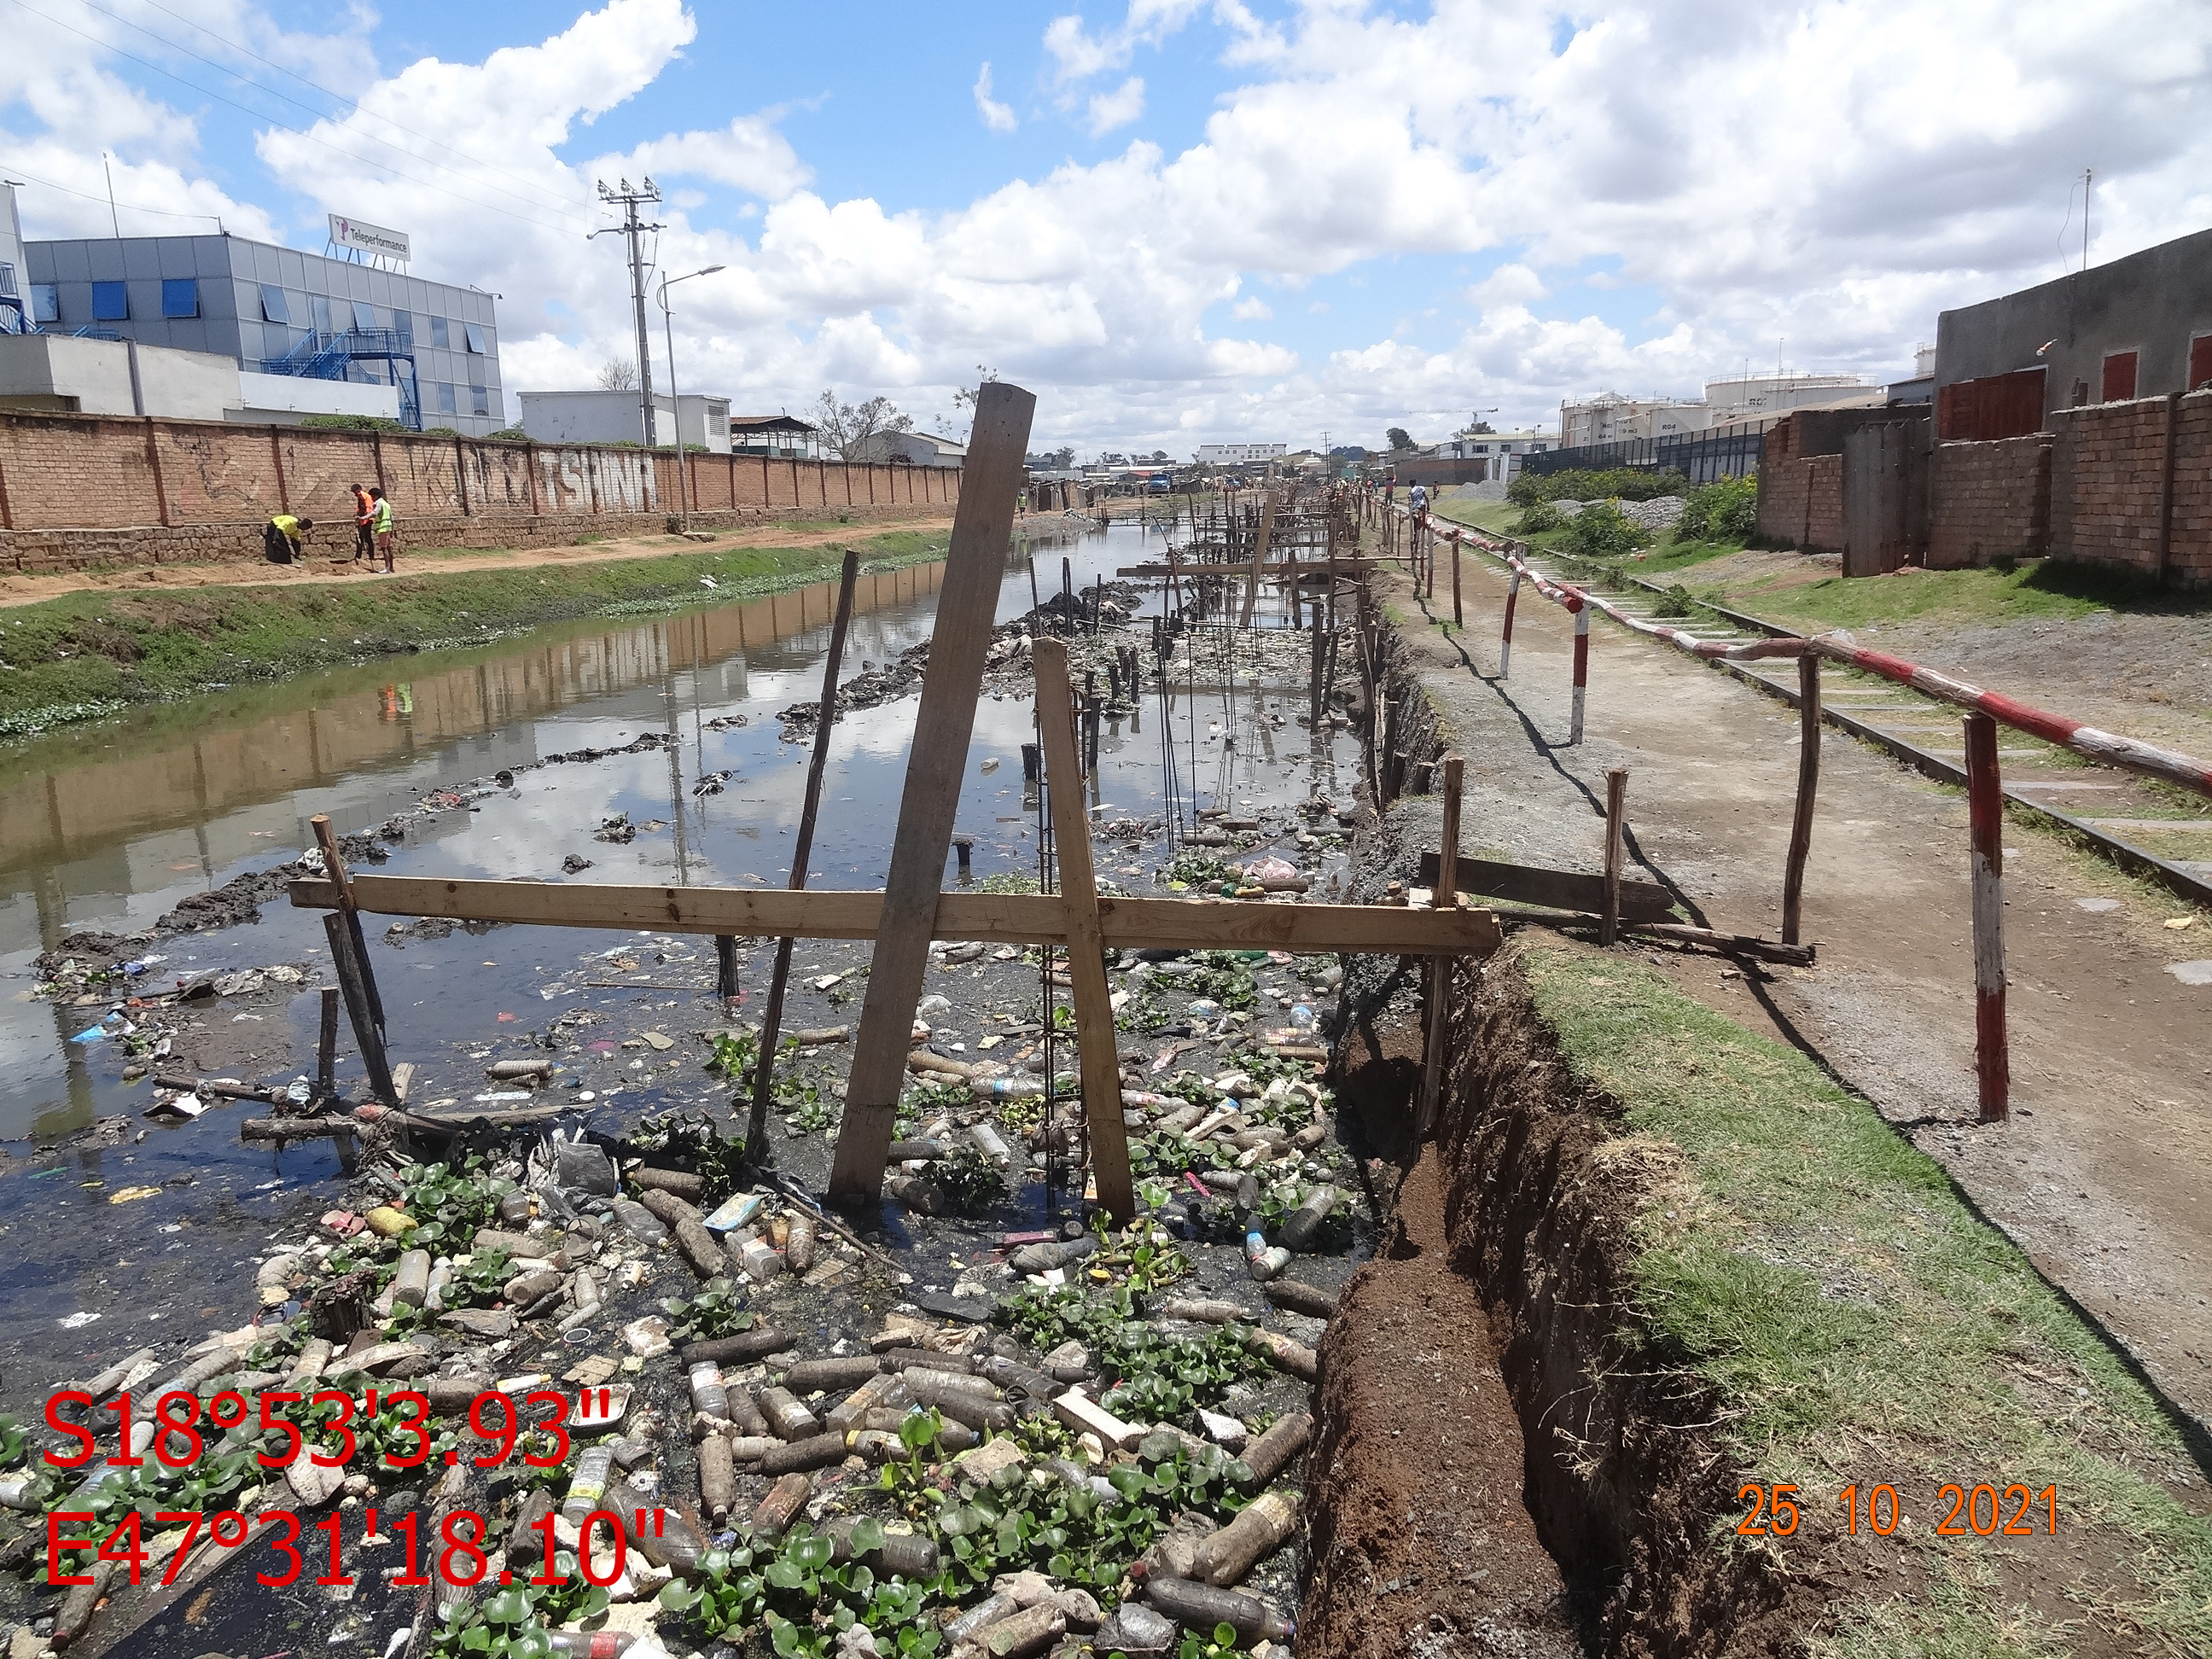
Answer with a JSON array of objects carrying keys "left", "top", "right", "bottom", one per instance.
[
  {"left": 129, "top": 342, "right": 239, "bottom": 422},
  {"left": 1928, "top": 435, "right": 2051, "bottom": 568},
  {"left": 0, "top": 409, "right": 959, "bottom": 573},
  {"left": 0, "top": 335, "right": 138, "bottom": 415},
  {"left": 1936, "top": 228, "right": 2212, "bottom": 425},
  {"left": 232, "top": 370, "right": 402, "bottom": 422}
]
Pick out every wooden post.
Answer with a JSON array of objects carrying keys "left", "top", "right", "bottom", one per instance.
[
  {"left": 1416, "top": 754, "right": 1463, "bottom": 1136},
  {"left": 311, "top": 814, "right": 385, "bottom": 1037},
  {"left": 1569, "top": 600, "right": 1590, "bottom": 743},
  {"left": 1966, "top": 713, "right": 2008, "bottom": 1123},
  {"left": 1781, "top": 652, "right": 1821, "bottom": 945},
  {"left": 1600, "top": 768, "right": 1627, "bottom": 947},
  {"left": 749, "top": 550, "right": 860, "bottom": 1154},
  {"left": 1033, "top": 638, "right": 1135, "bottom": 1219},
  {"left": 1240, "top": 492, "right": 1277, "bottom": 626},
  {"left": 144, "top": 419, "right": 171, "bottom": 527},
  {"left": 270, "top": 428, "right": 290, "bottom": 515},
  {"left": 1499, "top": 568, "right": 1522, "bottom": 677},
  {"left": 1449, "top": 528, "right": 1463, "bottom": 627},
  {"left": 1309, "top": 613, "right": 1324, "bottom": 727},
  {"left": 454, "top": 435, "right": 470, "bottom": 515},
  {"left": 316, "top": 987, "right": 339, "bottom": 1099},
  {"left": 323, "top": 911, "right": 397, "bottom": 1108},
  {"left": 830, "top": 382, "right": 1034, "bottom": 1203}
]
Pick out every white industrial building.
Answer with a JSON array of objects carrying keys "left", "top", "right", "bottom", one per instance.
[
  {"left": 517, "top": 389, "right": 732, "bottom": 452},
  {"left": 1194, "top": 442, "right": 1285, "bottom": 466},
  {"left": 0, "top": 332, "right": 400, "bottom": 423}
]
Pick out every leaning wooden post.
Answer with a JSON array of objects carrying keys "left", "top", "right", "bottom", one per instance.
[
  {"left": 1499, "top": 564, "right": 1522, "bottom": 678},
  {"left": 1965, "top": 713, "right": 2009, "bottom": 1123},
  {"left": 1239, "top": 491, "right": 1277, "bottom": 627},
  {"left": 321, "top": 912, "right": 397, "bottom": 1108},
  {"left": 315, "top": 987, "right": 339, "bottom": 1100},
  {"left": 1033, "top": 638, "right": 1136, "bottom": 1220},
  {"left": 311, "top": 814, "right": 385, "bottom": 1037},
  {"left": 830, "top": 382, "right": 1034, "bottom": 1203},
  {"left": 748, "top": 548, "right": 861, "bottom": 1155},
  {"left": 1600, "top": 768, "right": 1627, "bottom": 947},
  {"left": 1781, "top": 651, "right": 1822, "bottom": 945},
  {"left": 1416, "top": 753, "right": 1464, "bottom": 1136},
  {"left": 1449, "top": 527, "right": 1464, "bottom": 627}
]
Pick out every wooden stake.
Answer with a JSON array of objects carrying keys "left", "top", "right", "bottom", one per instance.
[
  {"left": 1600, "top": 768, "right": 1627, "bottom": 947},
  {"left": 311, "top": 814, "right": 384, "bottom": 1037},
  {"left": 323, "top": 911, "right": 397, "bottom": 1108},
  {"left": 1449, "top": 529, "right": 1463, "bottom": 627},
  {"left": 830, "top": 381, "right": 1035, "bottom": 1203},
  {"left": 1966, "top": 713, "right": 2008, "bottom": 1123},
  {"left": 316, "top": 987, "right": 339, "bottom": 1100},
  {"left": 749, "top": 548, "right": 861, "bottom": 1155},
  {"left": 1033, "top": 638, "right": 1135, "bottom": 1220},
  {"left": 1416, "top": 754, "right": 1464, "bottom": 1137},
  {"left": 1239, "top": 491, "right": 1278, "bottom": 627},
  {"left": 1781, "top": 653, "right": 1821, "bottom": 946}
]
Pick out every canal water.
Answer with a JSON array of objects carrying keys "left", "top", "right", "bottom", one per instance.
[{"left": 0, "top": 515, "right": 1355, "bottom": 1412}]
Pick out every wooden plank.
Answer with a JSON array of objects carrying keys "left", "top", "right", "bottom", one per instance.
[
  {"left": 1033, "top": 638, "right": 1134, "bottom": 1218},
  {"left": 1239, "top": 492, "right": 1277, "bottom": 626},
  {"left": 289, "top": 876, "right": 1503, "bottom": 955},
  {"left": 829, "top": 379, "right": 1036, "bottom": 1204},
  {"left": 1414, "top": 853, "right": 1674, "bottom": 923}
]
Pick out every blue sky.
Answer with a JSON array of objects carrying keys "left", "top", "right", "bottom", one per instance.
[{"left": 3, "top": 1, "right": 2207, "bottom": 457}]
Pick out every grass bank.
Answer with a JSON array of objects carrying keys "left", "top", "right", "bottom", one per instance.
[
  {"left": 0, "top": 527, "right": 951, "bottom": 739},
  {"left": 1516, "top": 941, "right": 2212, "bottom": 1656},
  {"left": 1433, "top": 495, "right": 1751, "bottom": 579},
  {"left": 1679, "top": 557, "right": 2160, "bottom": 634}
]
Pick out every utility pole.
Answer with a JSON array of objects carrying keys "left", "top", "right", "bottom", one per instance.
[
  {"left": 2081, "top": 166, "right": 2092, "bottom": 272},
  {"left": 593, "top": 178, "right": 663, "bottom": 448}
]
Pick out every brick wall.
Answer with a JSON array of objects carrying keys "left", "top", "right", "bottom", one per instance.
[
  {"left": 2047, "top": 390, "right": 2211, "bottom": 586},
  {"left": 1755, "top": 451, "right": 1844, "bottom": 553},
  {"left": 1927, "top": 435, "right": 2051, "bottom": 568},
  {"left": 0, "top": 410, "right": 958, "bottom": 573}
]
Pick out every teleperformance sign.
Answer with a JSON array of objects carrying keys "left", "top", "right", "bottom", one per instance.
[{"left": 328, "top": 214, "right": 411, "bottom": 261}]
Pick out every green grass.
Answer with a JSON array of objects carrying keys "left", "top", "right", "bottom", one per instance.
[
  {"left": 1433, "top": 497, "right": 1749, "bottom": 577},
  {"left": 1689, "top": 562, "right": 2113, "bottom": 633},
  {"left": 0, "top": 527, "right": 951, "bottom": 738},
  {"left": 1516, "top": 943, "right": 2212, "bottom": 1656}
]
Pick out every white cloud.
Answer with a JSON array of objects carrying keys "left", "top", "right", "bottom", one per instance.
[
  {"left": 973, "top": 61, "right": 1017, "bottom": 133},
  {"left": 1085, "top": 77, "right": 1146, "bottom": 136},
  {"left": 1470, "top": 262, "right": 1546, "bottom": 307},
  {"left": 1231, "top": 294, "right": 1272, "bottom": 320},
  {"left": 1044, "top": 1, "right": 1204, "bottom": 85}
]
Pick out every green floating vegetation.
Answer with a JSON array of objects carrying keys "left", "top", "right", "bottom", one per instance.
[{"left": 1515, "top": 944, "right": 2212, "bottom": 1657}]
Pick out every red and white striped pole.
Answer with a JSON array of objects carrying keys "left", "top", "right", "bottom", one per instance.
[
  {"left": 1500, "top": 568, "right": 1522, "bottom": 677},
  {"left": 1570, "top": 600, "right": 1590, "bottom": 744},
  {"left": 1965, "top": 712, "right": 2008, "bottom": 1122}
]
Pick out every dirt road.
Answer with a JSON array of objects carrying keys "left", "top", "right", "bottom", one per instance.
[
  {"left": 0, "top": 510, "right": 959, "bottom": 611},
  {"left": 1384, "top": 551, "right": 2212, "bottom": 1434}
]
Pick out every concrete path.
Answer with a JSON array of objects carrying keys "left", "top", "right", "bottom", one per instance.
[{"left": 1383, "top": 548, "right": 2212, "bottom": 1435}]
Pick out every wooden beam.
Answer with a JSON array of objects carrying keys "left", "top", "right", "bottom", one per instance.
[
  {"left": 1417, "top": 754, "right": 1463, "bottom": 1136},
  {"left": 829, "top": 379, "right": 1036, "bottom": 1204},
  {"left": 1033, "top": 638, "right": 1135, "bottom": 1219},
  {"left": 288, "top": 876, "right": 1503, "bottom": 956},
  {"left": 1239, "top": 491, "right": 1277, "bottom": 626},
  {"left": 1415, "top": 853, "right": 1674, "bottom": 924}
]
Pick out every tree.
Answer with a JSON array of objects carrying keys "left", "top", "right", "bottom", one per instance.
[
  {"left": 814, "top": 390, "right": 914, "bottom": 461},
  {"left": 1386, "top": 426, "right": 1415, "bottom": 452},
  {"left": 597, "top": 357, "right": 638, "bottom": 392},
  {"left": 1471, "top": 419, "right": 1495, "bottom": 434}
]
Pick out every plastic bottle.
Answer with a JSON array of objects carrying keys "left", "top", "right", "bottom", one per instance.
[
  {"left": 687, "top": 1361, "right": 730, "bottom": 1419},
  {"left": 608, "top": 1197, "right": 667, "bottom": 1246},
  {"left": 696, "top": 1433, "right": 735, "bottom": 1523},
  {"left": 545, "top": 1634, "right": 633, "bottom": 1657},
  {"left": 560, "top": 1446, "right": 614, "bottom": 1524},
  {"left": 1190, "top": 1490, "right": 1301, "bottom": 1586},
  {"left": 1140, "top": 1576, "right": 1294, "bottom": 1644},
  {"left": 1278, "top": 1184, "right": 1339, "bottom": 1252},
  {"left": 752, "top": 1472, "right": 812, "bottom": 1534},
  {"left": 1244, "top": 1231, "right": 1290, "bottom": 1281},
  {"left": 1289, "top": 1003, "right": 1317, "bottom": 1031}
]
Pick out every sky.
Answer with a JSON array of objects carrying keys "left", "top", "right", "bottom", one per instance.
[{"left": 2, "top": 0, "right": 2207, "bottom": 458}]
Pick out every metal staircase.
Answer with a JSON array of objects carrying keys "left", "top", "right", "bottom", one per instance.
[{"left": 255, "top": 329, "right": 422, "bottom": 428}]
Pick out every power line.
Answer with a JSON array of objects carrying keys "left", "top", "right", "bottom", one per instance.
[
  {"left": 6, "top": 0, "right": 592, "bottom": 237},
  {"left": 2, "top": 159, "right": 223, "bottom": 228},
  {"left": 107, "top": 0, "right": 593, "bottom": 221}
]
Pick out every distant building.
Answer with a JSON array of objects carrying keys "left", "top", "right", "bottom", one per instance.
[
  {"left": 519, "top": 389, "right": 731, "bottom": 451},
  {"left": 853, "top": 428, "right": 965, "bottom": 467},
  {"left": 0, "top": 331, "right": 400, "bottom": 423},
  {"left": 1703, "top": 373, "right": 1880, "bottom": 423},
  {"left": 1888, "top": 345, "right": 1938, "bottom": 406},
  {"left": 1558, "top": 393, "right": 1712, "bottom": 446},
  {"left": 730, "top": 414, "right": 821, "bottom": 459},
  {"left": 17, "top": 189, "right": 505, "bottom": 434},
  {"left": 1195, "top": 441, "right": 1286, "bottom": 466},
  {"left": 1934, "top": 226, "right": 2212, "bottom": 439},
  {"left": 1430, "top": 428, "right": 1551, "bottom": 481}
]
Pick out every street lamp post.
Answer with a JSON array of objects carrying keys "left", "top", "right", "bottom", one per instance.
[{"left": 657, "top": 265, "right": 725, "bottom": 530}]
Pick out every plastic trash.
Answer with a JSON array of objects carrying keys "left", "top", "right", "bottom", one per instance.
[
  {"left": 1244, "top": 1231, "right": 1290, "bottom": 1281},
  {"left": 1278, "top": 1185, "right": 1338, "bottom": 1252},
  {"left": 560, "top": 1446, "right": 614, "bottom": 1525}
]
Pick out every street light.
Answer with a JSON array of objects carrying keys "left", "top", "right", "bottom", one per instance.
[{"left": 658, "top": 265, "right": 725, "bottom": 530}]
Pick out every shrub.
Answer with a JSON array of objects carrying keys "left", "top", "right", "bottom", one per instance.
[
  {"left": 1563, "top": 499, "right": 1650, "bottom": 560},
  {"left": 1509, "top": 467, "right": 1688, "bottom": 507},
  {"left": 1513, "top": 500, "right": 1566, "bottom": 535},
  {"left": 1674, "top": 475, "right": 1757, "bottom": 541},
  {"left": 298, "top": 413, "right": 408, "bottom": 433}
]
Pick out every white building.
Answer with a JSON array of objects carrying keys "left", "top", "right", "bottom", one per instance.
[
  {"left": 517, "top": 389, "right": 732, "bottom": 451},
  {"left": 1558, "top": 393, "right": 1713, "bottom": 447},
  {"left": 0, "top": 332, "right": 399, "bottom": 423},
  {"left": 1431, "top": 428, "right": 1553, "bottom": 481},
  {"left": 1195, "top": 442, "right": 1286, "bottom": 466},
  {"left": 1702, "top": 373, "right": 1881, "bottom": 424},
  {"left": 853, "top": 429, "right": 966, "bottom": 467}
]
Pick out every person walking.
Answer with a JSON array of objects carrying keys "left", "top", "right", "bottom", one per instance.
[
  {"left": 370, "top": 487, "right": 396, "bottom": 573},
  {"left": 264, "top": 513, "right": 312, "bottom": 563},
  {"left": 350, "top": 482, "right": 375, "bottom": 565}
]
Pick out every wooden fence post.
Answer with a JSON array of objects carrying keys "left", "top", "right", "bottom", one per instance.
[
  {"left": 1033, "top": 637, "right": 1136, "bottom": 1219},
  {"left": 1966, "top": 713, "right": 2008, "bottom": 1122},
  {"left": 1782, "top": 652, "right": 1821, "bottom": 944},
  {"left": 1499, "top": 568, "right": 1521, "bottom": 677},
  {"left": 1569, "top": 601, "right": 1590, "bottom": 743},
  {"left": 1417, "top": 754, "right": 1464, "bottom": 1136},
  {"left": 1600, "top": 768, "right": 1627, "bottom": 946},
  {"left": 829, "top": 382, "right": 1035, "bottom": 1204}
]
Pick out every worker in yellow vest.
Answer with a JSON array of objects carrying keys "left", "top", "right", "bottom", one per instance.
[{"left": 265, "top": 513, "right": 312, "bottom": 563}]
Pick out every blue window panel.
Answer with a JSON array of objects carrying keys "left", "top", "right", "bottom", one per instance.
[
  {"left": 437, "top": 382, "right": 457, "bottom": 415},
  {"left": 161, "top": 278, "right": 200, "bottom": 318},
  {"left": 259, "top": 284, "right": 291, "bottom": 323},
  {"left": 90, "top": 281, "right": 129, "bottom": 321},
  {"left": 463, "top": 321, "right": 486, "bottom": 353},
  {"left": 31, "top": 283, "right": 58, "bottom": 323},
  {"left": 352, "top": 300, "right": 379, "bottom": 332},
  {"left": 429, "top": 316, "right": 450, "bottom": 348},
  {"left": 0, "top": 264, "right": 15, "bottom": 300},
  {"left": 392, "top": 310, "right": 413, "bottom": 344},
  {"left": 311, "top": 294, "right": 333, "bottom": 335},
  {"left": 469, "top": 383, "right": 489, "bottom": 416}
]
